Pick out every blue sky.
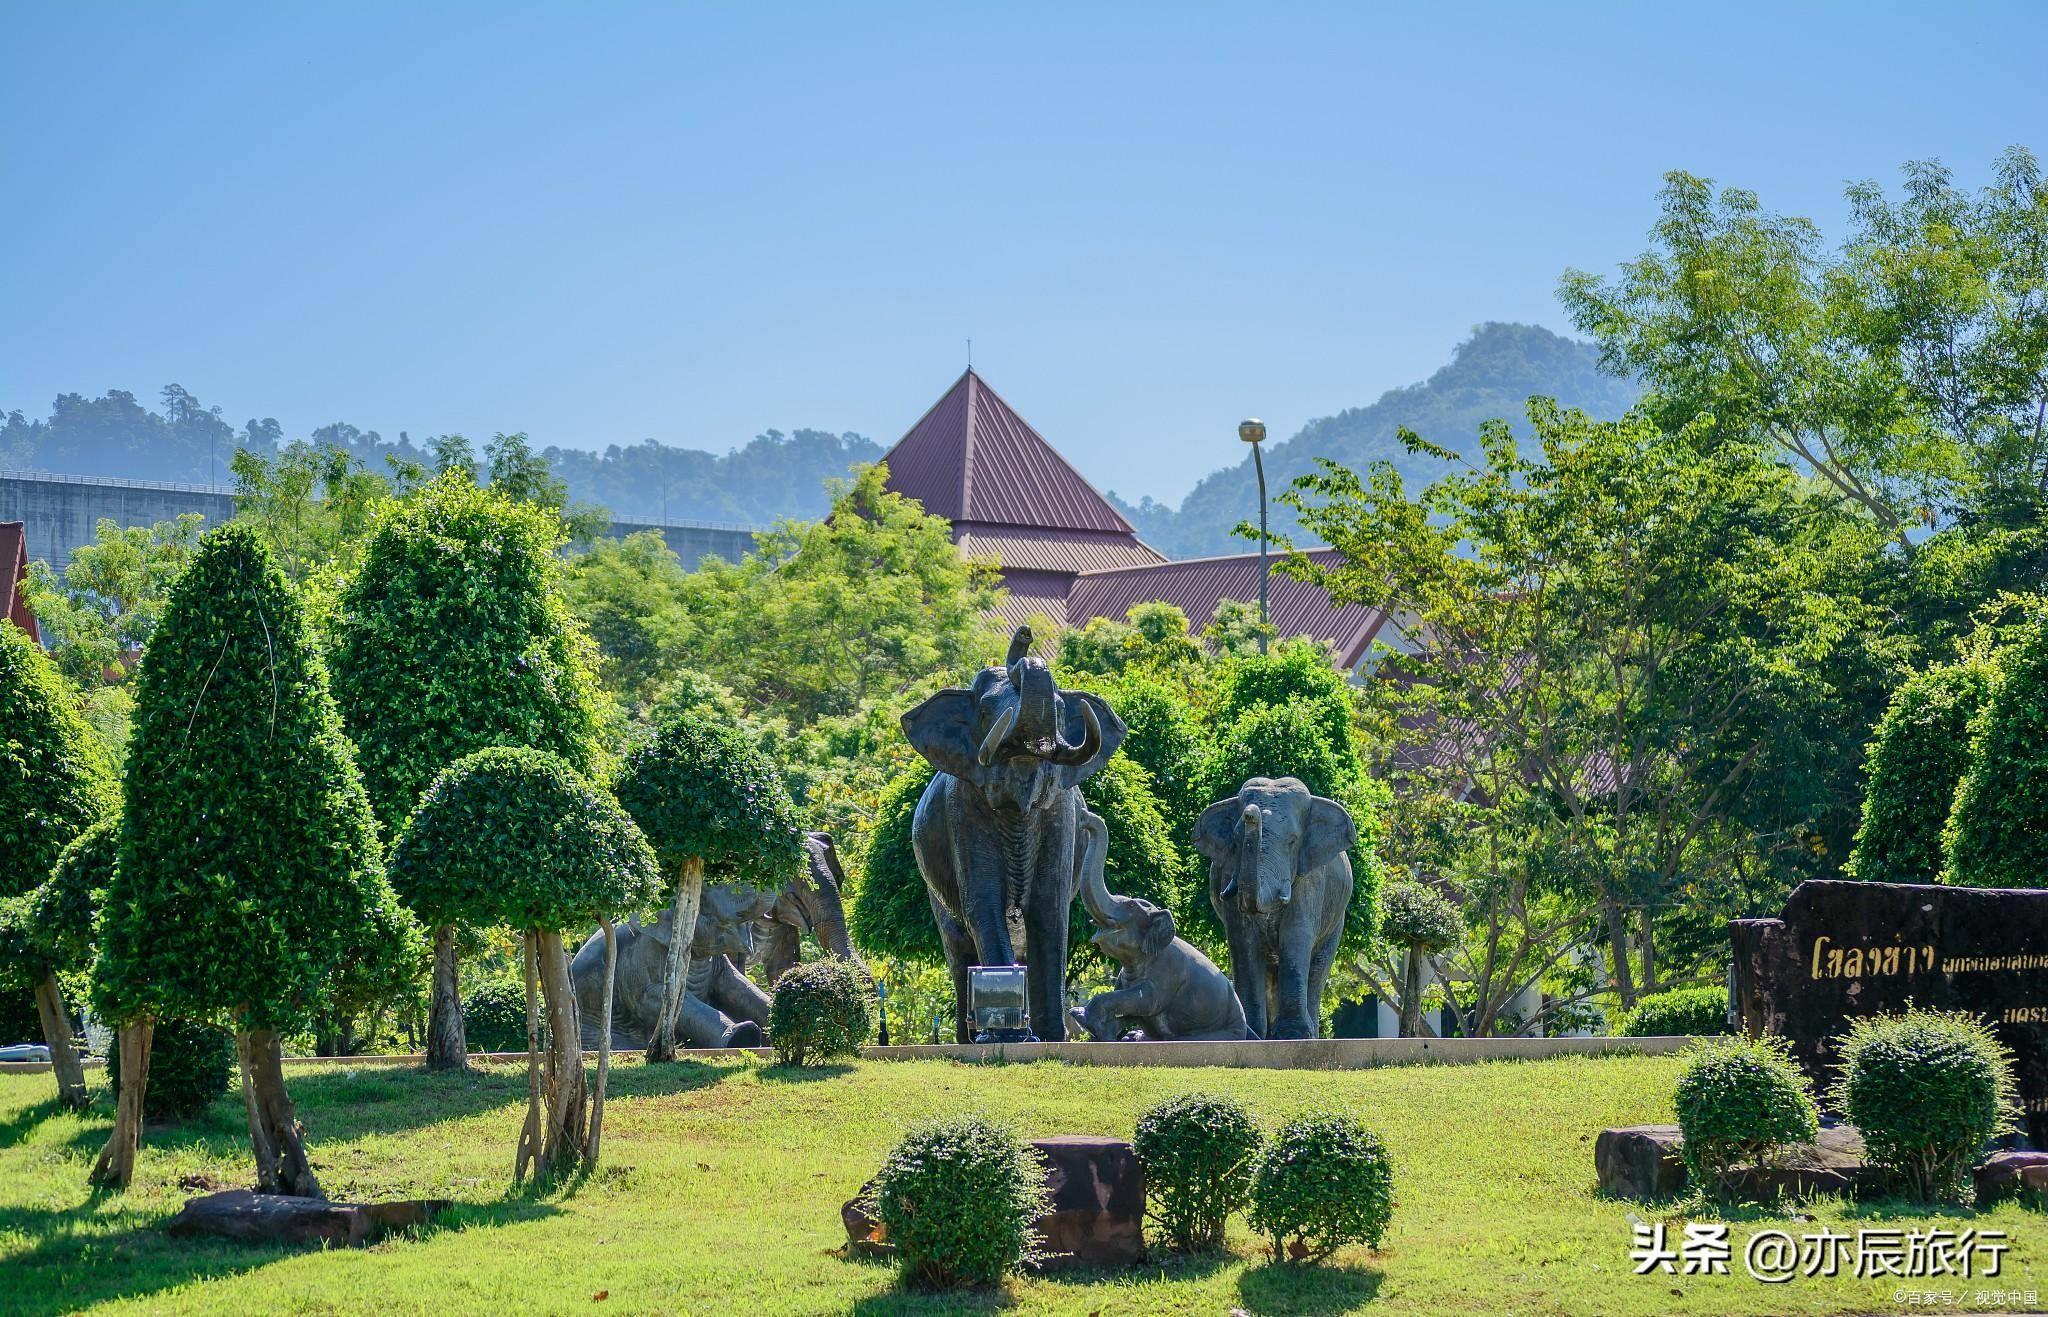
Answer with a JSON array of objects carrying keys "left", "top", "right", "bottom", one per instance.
[{"left": 3, "top": 3, "right": 2040, "bottom": 505}]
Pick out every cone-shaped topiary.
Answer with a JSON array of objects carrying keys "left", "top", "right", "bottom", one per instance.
[
  {"left": 1945, "top": 620, "right": 2048, "bottom": 886},
  {"left": 90, "top": 522, "right": 417, "bottom": 1195},
  {"left": 613, "top": 709, "right": 806, "bottom": 1062},
  {"left": 389, "top": 746, "right": 662, "bottom": 1183},
  {"left": 1847, "top": 658, "right": 1996, "bottom": 884},
  {"left": 0, "top": 619, "right": 116, "bottom": 1109},
  {"left": 330, "top": 470, "right": 611, "bottom": 1070}
]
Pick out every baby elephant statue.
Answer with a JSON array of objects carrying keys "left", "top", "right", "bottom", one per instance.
[
  {"left": 1068, "top": 813, "right": 1249, "bottom": 1043},
  {"left": 571, "top": 881, "right": 780, "bottom": 1050},
  {"left": 1193, "top": 776, "right": 1356, "bottom": 1041}
]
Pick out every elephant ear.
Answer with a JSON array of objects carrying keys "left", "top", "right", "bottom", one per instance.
[
  {"left": 1054, "top": 691, "right": 1126, "bottom": 788},
  {"left": 1141, "top": 907, "right": 1177, "bottom": 958},
  {"left": 1301, "top": 795, "right": 1358, "bottom": 874},
  {"left": 1191, "top": 797, "right": 1241, "bottom": 861},
  {"left": 900, "top": 688, "right": 983, "bottom": 780}
]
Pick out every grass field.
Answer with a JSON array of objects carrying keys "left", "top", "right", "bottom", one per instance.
[{"left": 0, "top": 1052, "right": 2042, "bottom": 1315}]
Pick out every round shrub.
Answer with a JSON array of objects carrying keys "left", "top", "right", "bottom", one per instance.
[
  {"left": 1672, "top": 1036, "right": 1818, "bottom": 1194},
  {"left": 108, "top": 1019, "right": 236, "bottom": 1122},
  {"left": 1620, "top": 986, "right": 1730, "bottom": 1038},
  {"left": 870, "top": 1114, "right": 1049, "bottom": 1289},
  {"left": 1832, "top": 1007, "right": 2019, "bottom": 1202},
  {"left": 1201, "top": 697, "right": 1355, "bottom": 805},
  {"left": 1846, "top": 658, "right": 1995, "bottom": 884},
  {"left": 1247, "top": 1109, "right": 1396, "bottom": 1263},
  {"left": 1379, "top": 881, "right": 1461, "bottom": 955},
  {"left": 462, "top": 980, "right": 532, "bottom": 1054},
  {"left": 769, "top": 957, "right": 874, "bottom": 1066},
  {"left": 1133, "top": 1092, "right": 1263, "bottom": 1253}
]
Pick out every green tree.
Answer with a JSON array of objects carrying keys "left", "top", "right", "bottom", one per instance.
[
  {"left": 1074, "top": 669, "right": 1211, "bottom": 832},
  {"left": 486, "top": 432, "right": 611, "bottom": 543},
  {"left": 612, "top": 710, "right": 806, "bottom": 1062},
  {"left": 1944, "top": 617, "right": 2048, "bottom": 886},
  {"left": 89, "top": 524, "right": 418, "bottom": 1194},
  {"left": 0, "top": 816, "right": 116, "bottom": 1109},
  {"left": 330, "top": 470, "right": 611, "bottom": 1071},
  {"left": 563, "top": 530, "right": 696, "bottom": 711},
  {"left": 25, "top": 513, "right": 204, "bottom": 689},
  {"left": 1215, "top": 639, "right": 1360, "bottom": 767},
  {"left": 1056, "top": 601, "right": 1205, "bottom": 680},
  {"left": 231, "top": 441, "right": 404, "bottom": 627},
  {"left": 1846, "top": 657, "right": 1998, "bottom": 883},
  {"left": 388, "top": 747, "right": 660, "bottom": 1181}
]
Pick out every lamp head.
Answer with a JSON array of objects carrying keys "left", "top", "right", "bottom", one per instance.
[{"left": 1238, "top": 418, "right": 1266, "bottom": 445}]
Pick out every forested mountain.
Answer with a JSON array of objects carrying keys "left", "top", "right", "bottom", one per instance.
[
  {"left": 1105, "top": 323, "right": 1640, "bottom": 557},
  {"left": 0, "top": 389, "right": 880, "bottom": 526}
]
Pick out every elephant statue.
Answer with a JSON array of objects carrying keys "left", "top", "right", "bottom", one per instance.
[
  {"left": 572, "top": 881, "right": 781, "bottom": 1050},
  {"left": 751, "top": 831, "right": 864, "bottom": 986},
  {"left": 1192, "top": 777, "right": 1356, "bottom": 1040},
  {"left": 1068, "top": 812, "right": 1248, "bottom": 1043},
  {"left": 902, "top": 626, "right": 1124, "bottom": 1042}
]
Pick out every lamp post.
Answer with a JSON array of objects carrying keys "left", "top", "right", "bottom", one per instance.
[{"left": 1240, "top": 418, "right": 1269, "bottom": 654}]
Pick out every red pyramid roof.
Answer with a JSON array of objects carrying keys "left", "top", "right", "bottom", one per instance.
[{"left": 1, "top": 522, "right": 39, "bottom": 643}]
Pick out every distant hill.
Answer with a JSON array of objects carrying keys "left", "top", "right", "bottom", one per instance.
[
  {"left": 1105, "top": 322, "right": 1640, "bottom": 558},
  {"left": 0, "top": 387, "right": 880, "bottom": 526}
]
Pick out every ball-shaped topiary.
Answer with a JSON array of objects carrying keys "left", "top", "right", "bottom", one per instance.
[
  {"left": 1133, "top": 1092, "right": 1263, "bottom": 1253},
  {"left": 461, "top": 980, "right": 532, "bottom": 1054},
  {"left": 1847, "top": 658, "right": 1995, "bottom": 884},
  {"left": 0, "top": 618, "right": 117, "bottom": 900},
  {"left": 768, "top": 957, "right": 874, "bottom": 1066},
  {"left": 108, "top": 1019, "right": 236, "bottom": 1122},
  {"left": 870, "top": 1114, "right": 1050, "bottom": 1289},
  {"left": 1248, "top": 1109, "right": 1396, "bottom": 1263},
  {"left": 1672, "top": 1035, "right": 1819, "bottom": 1194},
  {"left": 1378, "top": 881, "right": 1461, "bottom": 954},
  {"left": 1832, "top": 1007, "right": 2019, "bottom": 1202},
  {"left": 1620, "top": 986, "right": 1731, "bottom": 1038},
  {"left": 1944, "top": 620, "right": 2048, "bottom": 886},
  {"left": 613, "top": 708, "right": 807, "bottom": 888}
]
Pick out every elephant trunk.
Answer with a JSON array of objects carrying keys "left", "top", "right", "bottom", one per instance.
[
  {"left": 1012, "top": 660, "right": 1059, "bottom": 750},
  {"left": 1076, "top": 818, "right": 1125, "bottom": 929},
  {"left": 1223, "top": 804, "right": 1260, "bottom": 905}
]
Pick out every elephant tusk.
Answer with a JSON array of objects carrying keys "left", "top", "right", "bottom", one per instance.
[
  {"left": 976, "top": 704, "right": 1019, "bottom": 767},
  {"left": 1047, "top": 700, "right": 1101, "bottom": 767}
]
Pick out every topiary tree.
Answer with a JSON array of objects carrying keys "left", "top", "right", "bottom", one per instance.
[
  {"left": 1378, "top": 881, "right": 1461, "bottom": 1037},
  {"left": 388, "top": 746, "right": 661, "bottom": 1183},
  {"left": 1248, "top": 1109, "right": 1396, "bottom": 1263},
  {"left": 331, "top": 471, "right": 610, "bottom": 1071},
  {"left": 612, "top": 709, "right": 806, "bottom": 1063},
  {"left": 1133, "top": 1092, "right": 1263, "bottom": 1253},
  {"left": 0, "top": 620, "right": 117, "bottom": 1105},
  {"left": 1077, "top": 670, "right": 1210, "bottom": 833},
  {"left": 768, "top": 957, "right": 874, "bottom": 1066},
  {"left": 1673, "top": 1035, "right": 1819, "bottom": 1196},
  {"left": 1945, "top": 619, "right": 2048, "bottom": 886},
  {"left": 90, "top": 523, "right": 419, "bottom": 1194},
  {"left": 1846, "top": 658, "right": 1996, "bottom": 883},
  {"left": 1, "top": 816, "right": 118, "bottom": 1108},
  {"left": 1832, "top": 1007, "right": 2020, "bottom": 1202}
]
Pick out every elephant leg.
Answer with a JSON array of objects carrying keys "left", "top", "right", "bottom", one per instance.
[
  {"left": 930, "top": 890, "right": 977, "bottom": 1044},
  {"left": 1022, "top": 902, "right": 1067, "bottom": 1042},
  {"left": 676, "top": 993, "right": 755, "bottom": 1049},
  {"left": 1231, "top": 926, "right": 1269, "bottom": 1040},
  {"left": 712, "top": 956, "right": 772, "bottom": 1028},
  {"left": 1303, "top": 931, "right": 1341, "bottom": 1041}
]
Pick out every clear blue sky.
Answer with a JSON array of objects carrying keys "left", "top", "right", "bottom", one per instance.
[{"left": 3, "top": 3, "right": 2040, "bottom": 505}]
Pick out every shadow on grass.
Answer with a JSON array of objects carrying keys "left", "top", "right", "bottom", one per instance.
[
  {"left": 847, "top": 1282, "right": 1017, "bottom": 1314},
  {"left": 0, "top": 1093, "right": 74, "bottom": 1149},
  {"left": 1237, "top": 1258, "right": 1384, "bottom": 1314},
  {"left": 754, "top": 1062, "right": 859, "bottom": 1084}
]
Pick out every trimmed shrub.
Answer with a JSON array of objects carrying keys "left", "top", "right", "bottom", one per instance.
[
  {"left": 870, "top": 1114, "right": 1049, "bottom": 1289},
  {"left": 1133, "top": 1092, "right": 1263, "bottom": 1253},
  {"left": 1620, "top": 986, "right": 1730, "bottom": 1038},
  {"left": 1247, "top": 1109, "right": 1396, "bottom": 1263},
  {"left": 768, "top": 957, "right": 874, "bottom": 1066},
  {"left": 1217, "top": 639, "right": 1359, "bottom": 765},
  {"left": 1672, "top": 1036, "right": 1819, "bottom": 1194},
  {"left": 0, "top": 617, "right": 117, "bottom": 900},
  {"left": 1378, "top": 881, "right": 1461, "bottom": 955},
  {"left": 462, "top": 980, "right": 532, "bottom": 1054},
  {"left": 1847, "top": 658, "right": 1995, "bottom": 884},
  {"left": 108, "top": 1019, "right": 235, "bottom": 1122},
  {"left": 613, "top": 707, "right": 808, "bottom": 888},
  {"left": 1832, "top": 1007, "right": 2019, "bottom": 1202},
  {"left": 1201, "top": 698, "right": 1355, "bottom": 805},
  {"left": 1945, "top": 620, "right": 2048, "bottom": 886}
]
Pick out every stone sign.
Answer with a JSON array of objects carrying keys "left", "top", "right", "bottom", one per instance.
[{"left": 1731, "top": 880, "right": 2048, "bottom": 1145}]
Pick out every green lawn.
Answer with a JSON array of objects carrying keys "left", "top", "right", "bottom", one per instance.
[{"left": 0, "top": 1053, "right": 2041, "bottom": 1315}]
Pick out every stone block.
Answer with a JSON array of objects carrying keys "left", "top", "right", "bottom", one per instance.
[
  {"left": 1976, "top": 1150, "right": 2048, "bottom": 1206},
  {"left": 1029, "top": 1135, "right": 1145, "bottom": 1267},
  {"left": 1595, "top": 1125, "right": 1686, "bottom": 1199}
]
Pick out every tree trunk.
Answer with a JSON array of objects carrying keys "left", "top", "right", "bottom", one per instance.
[
  {"left": 1398, "top": 947, "right": 1423, "bottom": 1039},
  {"left": 425, "top": 924, "right": 468, "bottom": 1071},
  {"left": 515, "top": 932, "right": 544, "bottom": 1184},
  {"left": 1637, "top": 907, "right": 1658, "bottom": 999},
  {"left": 1603, "top": 900, "right": 1637, "bottom": 1010},
  {"left": 585, "top": 918, "right": 618, "bottom": 1167},
  {"left": 32, "top": 972, "right": 89, "bottom": 1111},
  {"left": 647, "top": 857, "right": 704, "bottom": 1063},
  {"left": 536, "top": 929, "right": 586, "bottom": 1179},
  {"left": 240, "top": 1027, "right": 321, "bottom": 1198},
  {"left": 89, "top": 1018, "right": 153, "bottom": 1190}
]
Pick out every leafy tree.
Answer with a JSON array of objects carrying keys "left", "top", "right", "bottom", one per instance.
[
  {"left": 1944, "top": 617, "right": 2048, "bottom": 886},
  {"left": 1215, "top": 639, "right": 1360, "bottom": 766},
  {"left": 1846, "top": 657, "right": 1998, "bottom": 883},
  {"left": 1056, "top": 601, "right": 1206, "bottom": 679},
  {"left": 485, "top": 432, "right": 611, "bottom": 543},
  {"left": 1376, "top": 881, "right": 1462, "bottom": 1037},
  {"left": 389, "top": 747, "right": 660, "bottom": 1181},
  {"left": 330, "top": 470, "right": 610, "bottom": 1071},
  {"left": 90, "top": 524, "right": 418, "bottom": 1194},
  {"left": 25, "top": 513, "right": 204, "bottom": 689},
  {"left": 231, "top": 441, "right": 406, "bottom": 625},
  {"left": 0, "top": 618, "right": 118, "bottom": 903},
  {"left": 1073, "top": 669, "right": 1211, "bottom": 832},
  {"left": 563, "top": 530, "right": 696, "bottom": 710},
  {"left": 0, "top": 817, "right": 115, "bottom": 1109},
  {"left": 612, "top": 709, "right": 806, "bottom": 1062}
]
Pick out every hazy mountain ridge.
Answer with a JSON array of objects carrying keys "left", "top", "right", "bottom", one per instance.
[{"left": 1106, "top": 322, "right": 1640, "bottom": 557}]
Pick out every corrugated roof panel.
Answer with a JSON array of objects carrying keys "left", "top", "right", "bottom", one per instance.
[
  {"left": 1066, "top": 549, "right": 1386, "bottom": 667},
  {"left": 957, "top": 524, "right": 1165, "bottom": 574}
]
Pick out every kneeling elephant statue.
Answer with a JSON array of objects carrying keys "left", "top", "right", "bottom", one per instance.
[{"left": 572, "top": 882, "right": 780, "bottom": 1050}]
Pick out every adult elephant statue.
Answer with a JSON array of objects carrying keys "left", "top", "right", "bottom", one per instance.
[
  {"left": 1192, "top": 776, "right": 1356, "bottom": 1040},
  {"left": 572, "top": 882, "right": 780, "bottom": 1050},
  {"left": 751, "top": 832, "right": 864, "bottom": 986},
  {"left": 902, "top": 627, "right": 1124, "bottom": 1042}
]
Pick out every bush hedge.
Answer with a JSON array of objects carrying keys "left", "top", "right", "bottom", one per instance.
[
  {"left": 769, "top": 957, "right": 874, "bottom": 1066},
  {"left": 870, "top": 1114, "right": 1049, "bottom": 1289},
  {"left": 1833, "top": 1007, "right": 2019, "bottom": 1202},
  {"left": 1944, "top": 619, "right": 2048, "bottom": 886},
  {"left": 1247, "top": 1109, "right": 1395, "bottom": 1263},
  {"left": 1619, "top": 986, "right": 1730, "bottom": 1038},
  {"left": 1133, "top": 1092, "right": 1263, "bottom": 1253},
  {"left": 1846, "top": 658, "right": 1995, "bottom": 884},
  {"left": 108, "top": 1019, "right": 236, "bottom": 1122},
  {"left": 1672, "top": 1035, "right": 1818, "bottom": 1194},
  {"left": 462, "top": 979, "right": 532, "bottom": 1054}
]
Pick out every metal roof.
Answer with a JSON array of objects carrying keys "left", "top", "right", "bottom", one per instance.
[
  {"left": 1, "top": 522, "right": 39, "bottom": 643},
  {"left": 1066, "top": 548, "right": 1388, "bottom": 668},
  {"left": 880, "top": 370, "right": 1147, "bottom": 537},
  {"left": 955, "top": 524, "right": 1165, "bottom": 575}
]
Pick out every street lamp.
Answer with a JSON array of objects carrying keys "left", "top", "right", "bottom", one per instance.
[{"left": 1240, "top": 418, "right": 1269, "bottom": 654}]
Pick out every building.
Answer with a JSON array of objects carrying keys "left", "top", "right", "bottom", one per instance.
[
  {"left": 1, "top": 521, "right": 38, "bottom": 641},
  {"left": 878, "top": 369, "right": 1389, "bottom": 666}
]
